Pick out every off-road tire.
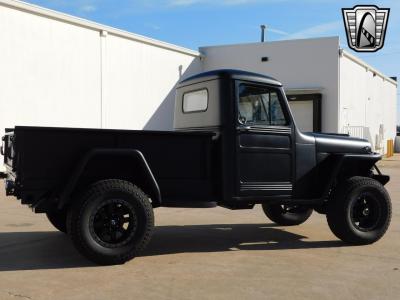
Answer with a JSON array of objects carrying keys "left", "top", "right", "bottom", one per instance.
[
  {"left": 67, "top": 179, "right": 154, "bottom": 265},
  {"left": 261, "top": 204, "right": 313, "bottom": 226},
  {"left": 46, "top": 209, "right": 68, "bottom": 233},
  {"left": 327, "top": 176, "right": 391, "bottom": 245}
]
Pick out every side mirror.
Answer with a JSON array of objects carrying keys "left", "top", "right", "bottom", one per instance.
[{"left": 238, "top": 116, "right": 247, "bottom": 125}]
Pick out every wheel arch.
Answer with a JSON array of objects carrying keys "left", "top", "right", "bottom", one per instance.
[
  {"left": 318, "top": 153, "right": 385, "bottom": 200},
  {"left": 57, "top": 148, "right": 162, "bottom": 209}
]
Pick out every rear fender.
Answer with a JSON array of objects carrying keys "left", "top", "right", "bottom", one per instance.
[{"left": 57, "top": 149, "right": 161, "bottom": 209}]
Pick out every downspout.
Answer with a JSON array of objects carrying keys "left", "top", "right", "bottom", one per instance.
[
  {"left": 100, "top": 30, "right": 108, "bottom": 128},
  {"left": 338, "top": 48, "right": 343, "bottom": 134}
]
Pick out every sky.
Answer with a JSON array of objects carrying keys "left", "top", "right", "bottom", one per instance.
[{"left": 22, "top": 0, "right": 400, "bottom": 124}]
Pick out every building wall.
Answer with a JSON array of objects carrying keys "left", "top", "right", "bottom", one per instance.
[
  {"left": 0, "top": 0, "right": 201, "bottom": 138},
  {"left": 339, "top": 52, "right": 397, "bottom": 153},
  {"left": 0, "top": 3, "right": 102, "bottom": 130},
  {"left": 199, "top": 37, "right": 340, "bottom": 132},
  {"left": 103, "top": 35, "right": 201, "bottom": 131}
]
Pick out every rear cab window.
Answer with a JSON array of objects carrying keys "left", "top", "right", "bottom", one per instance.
[{"left": 183, "top": 89, "right": 208, "bottom": 113}]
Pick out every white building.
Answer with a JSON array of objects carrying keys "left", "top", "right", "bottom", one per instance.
[{"left": 0, "top": 0, "right": 397, "bottom": 160}]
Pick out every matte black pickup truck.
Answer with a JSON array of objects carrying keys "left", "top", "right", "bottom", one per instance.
[{"left": 1, "top": 70, "right": 392, "bottom": 265}]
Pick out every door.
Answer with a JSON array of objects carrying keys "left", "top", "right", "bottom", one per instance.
[
  {"left": 288, "top": 100, "right": 313, "bottom": 132},
  {"left": 286, "top": 93, "right": 322, "bottom": 132},
  {"left": 236, "top": 82, "right": 293, "bottom": 197}
]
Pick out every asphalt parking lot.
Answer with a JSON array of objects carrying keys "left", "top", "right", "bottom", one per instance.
[{"left": 0, "top": 156, "right": 399, "bottom": 300}]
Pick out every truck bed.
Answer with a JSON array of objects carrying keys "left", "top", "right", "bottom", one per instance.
[{"left": 3, "top": 126, "right": 218, "bottom": 209}]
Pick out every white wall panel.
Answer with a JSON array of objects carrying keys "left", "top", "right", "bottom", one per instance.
[
  {"left": 103, "top": 35, "right": 200, "bottom": 131},
  {"left": 340, "top": 54, "right": 397, "bottom": 152},
  {"left": 0, "top": 4, "right": 102, "bottom": 131}
]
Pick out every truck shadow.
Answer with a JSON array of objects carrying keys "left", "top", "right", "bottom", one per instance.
[
  {"left": 0, "top": 231, "right": 94, "bottom": 271},
  {"left": 0, "top": 224, "right": 346, "bottom": 271},
  {"left": 143, "top": 223, "right": 345, "bottom": 256}
]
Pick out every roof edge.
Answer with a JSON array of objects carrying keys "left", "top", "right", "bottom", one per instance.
[
  {"left": 285, "top": 88, "right": 324, "bottom": 95},
  {"left": 341, "top": 49, "right": 397, "bottom": 86},
  {"left": 199, "top": 36, "right": 340, "bottom": 50},
  {"left": 0, "top": 0, "right": 200, "bottom": 57}
]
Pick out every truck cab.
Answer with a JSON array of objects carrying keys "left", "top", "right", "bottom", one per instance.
[{"left": 176, "top": 70, "right": 296, "bottom": 204}]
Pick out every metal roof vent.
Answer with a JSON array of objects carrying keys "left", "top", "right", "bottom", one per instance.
[{"left": 260, "top": 25, "right": 266, "bottom": 42}]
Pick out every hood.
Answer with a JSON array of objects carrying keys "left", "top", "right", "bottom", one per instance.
[{"left": 307, "top": 132, "right": 372, "bottom": 154}]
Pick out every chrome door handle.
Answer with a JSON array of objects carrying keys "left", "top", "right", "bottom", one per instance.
[{"left": 237, "top": 126, "right": 252, "bottom": 132}]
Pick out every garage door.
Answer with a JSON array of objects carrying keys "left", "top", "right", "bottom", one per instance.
[{"left": 288, "top": 100, "right": 314, "bottom": 132}]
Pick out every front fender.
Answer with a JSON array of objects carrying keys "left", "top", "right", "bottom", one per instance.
[
  {"left": 321, "top": 153, "right": 385, "bottom": 199},
  {"left": 372, "top": 165, "right": 390, "bottom": 185}
]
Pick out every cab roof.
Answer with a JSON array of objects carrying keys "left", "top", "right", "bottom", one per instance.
[{"left": 178, "top": 69, "right": 282, "bottom": 87}]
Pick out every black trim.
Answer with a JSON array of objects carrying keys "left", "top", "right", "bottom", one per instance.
[
  {"left": 179, "top": 69, "right": 282, "bottom": 87},
  {"left": 228, "top": 196, "right": 322, "bottom": 205},
  {"left": 237, "top": 126, "right": 291, "bottom": 134},
  {"left": 162, "top": 200, "right": 217, "bottom": 208},
  {"left": 372, "top": 174, "right": 390, "bottom": 185},
  {"left": 373, "top": 165, "right": 390, "bottom": 185},
  {"left": 240, "top": 182, "right": 292, "bottom": 192}
]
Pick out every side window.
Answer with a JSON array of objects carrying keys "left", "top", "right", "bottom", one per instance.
[
  {"left": 238, "top": 84, "right": 288, "bottom": 126},
  {"left": 183, "top": 89, "right": 208, "bottom": 113}
]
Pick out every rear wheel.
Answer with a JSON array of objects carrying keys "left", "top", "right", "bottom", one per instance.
[
  {"left": 46, "top": 209, "right": 68, "bottom": 233},
  {"left": 327, "top": 176, "right": 391, "bottom": 244},
  {"left": 261, "top": 204, "right": 313, "bottom": 226},
  {"left": 67, "top": 179, "right": 154, "bottom": 265}
]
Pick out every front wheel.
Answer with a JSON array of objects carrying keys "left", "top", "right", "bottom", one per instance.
[
  {"left": 327, "top": 176, "right": 391, "bottom": 245},
  {"left": 67, "top": 180, "right": 154, "bottom": 265},
  {"left": 261, "top": 204, "right": 313, "bottom": 226}
]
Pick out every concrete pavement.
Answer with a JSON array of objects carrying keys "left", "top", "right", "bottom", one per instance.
[{"left": 0, "top": 157, "right": 399, "bottom": 300}]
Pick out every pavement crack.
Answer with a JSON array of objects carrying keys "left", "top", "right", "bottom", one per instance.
[{"left": 7, "top": 291, "right": 32, "bottom": 299}]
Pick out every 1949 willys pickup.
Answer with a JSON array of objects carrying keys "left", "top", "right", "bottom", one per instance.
[{"left": 1, "top": 69, "right": 391, "bottom": 265}]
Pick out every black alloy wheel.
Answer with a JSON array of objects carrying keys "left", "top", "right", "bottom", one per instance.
[
  {"left": 350, "top": 192, "right": 382, "bottom": 232},
  {"left": 91, "top": 199, "right": 138, "bottom": 248}
]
